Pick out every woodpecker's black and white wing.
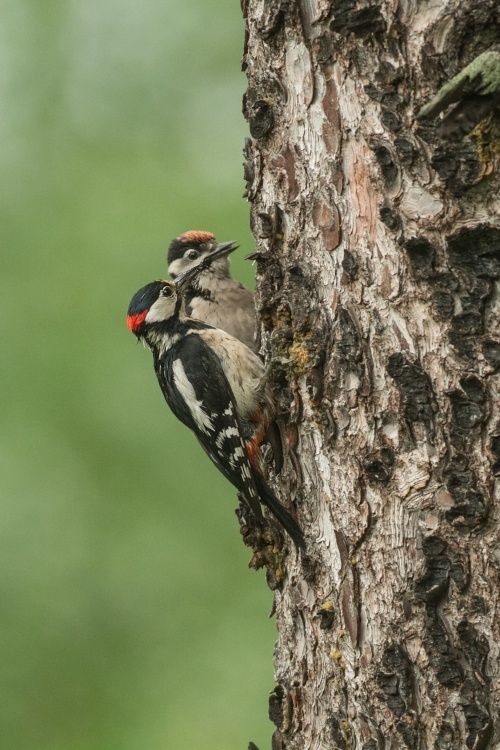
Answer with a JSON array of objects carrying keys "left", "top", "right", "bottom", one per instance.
[{"left": 154, "top": 333, "right": 263, "bottom": 519}]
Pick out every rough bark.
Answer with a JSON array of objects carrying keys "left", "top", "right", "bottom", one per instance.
[{"left": 241, "top": 1, "right": 500, "bottom": 748}]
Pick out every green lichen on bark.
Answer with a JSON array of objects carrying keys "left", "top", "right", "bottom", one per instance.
[{"left": 418, "top": 46, "right": 500, "bottom": 121}]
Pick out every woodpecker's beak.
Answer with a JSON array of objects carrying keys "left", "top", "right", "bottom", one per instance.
[
  {"left": 213, "top": 240, "right": 238, "bottom": 256},
  {"left": 175, "top": 241, "right": 239, "bottom": 292}
]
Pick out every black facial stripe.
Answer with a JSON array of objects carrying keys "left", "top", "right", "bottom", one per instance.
[
  {"left": 168, "top": 239, "right": 202, "bottom": 263},
  {"left": 185, "top": 287, "right": 215, "bottom": 304}
]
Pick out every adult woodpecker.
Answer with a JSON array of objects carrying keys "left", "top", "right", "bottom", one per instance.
[
  {"left": 127, "top": 247, "right": 304, "bottom": 549},
  {"left": 167, "top": 230, "right": 257, "bottom": 353}
]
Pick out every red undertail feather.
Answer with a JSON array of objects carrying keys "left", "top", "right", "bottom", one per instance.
[{"left": 246, "top": 436, "right": 264, "bottom": 475}]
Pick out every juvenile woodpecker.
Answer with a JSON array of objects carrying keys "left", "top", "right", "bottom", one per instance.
[
  {"left": 126, "top": 265, "right": 304, "bottom": 549},
  {"left": 167, "top": 230, "right": 257, "bottom": 353}
]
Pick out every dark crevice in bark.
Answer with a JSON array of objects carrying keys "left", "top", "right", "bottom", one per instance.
[{"left": 376, "top": 644, "right": 420, "bottom": 748}]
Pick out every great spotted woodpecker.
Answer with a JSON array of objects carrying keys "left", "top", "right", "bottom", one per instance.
[
  {"left": 127, "top": 251, "right": 304, "bottom": 549},
  {"left": 167, "top": 230, "right": 257, "bottom": 353}
]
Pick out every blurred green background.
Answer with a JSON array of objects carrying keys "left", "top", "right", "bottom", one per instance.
[{"left": 1, "top": 2, "right": 276, "bottom": 749}]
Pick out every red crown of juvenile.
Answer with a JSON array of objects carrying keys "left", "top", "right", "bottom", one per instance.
[{"left": 178, "top": 230, "right": 215, "bottom": 244}]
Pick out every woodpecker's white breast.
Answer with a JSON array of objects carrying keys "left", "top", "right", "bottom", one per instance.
[{"left": 193, "top": 328, "right": 265, "bottom": 420}]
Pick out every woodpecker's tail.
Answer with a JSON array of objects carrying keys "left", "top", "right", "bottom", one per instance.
[{"left": 253, "top": 473, "right": 305, "bottom": 549}]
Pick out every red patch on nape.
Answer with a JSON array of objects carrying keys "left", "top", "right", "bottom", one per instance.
[
  {"left": 127, "top": 310, "right": 148, "bottom": 332},
  {"left": 178, "top": 230, "right": 215, "bottom": 245}
]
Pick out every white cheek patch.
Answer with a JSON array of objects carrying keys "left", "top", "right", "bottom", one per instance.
[
  {"left": 168, "top": 259, "right": 186, "bottom": 278},
  {"left": 172, "top": 358, "right": 214, "bottom": 434},
  {"left": 146, "top": 295, "right": 177, "bottom": 324}
]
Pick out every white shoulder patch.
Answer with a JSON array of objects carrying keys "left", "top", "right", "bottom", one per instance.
[{"left": 172, "top": 358, "right": 214, "bottom": 434}]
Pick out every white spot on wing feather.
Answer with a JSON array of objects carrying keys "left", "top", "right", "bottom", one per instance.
[{"left": 216, "top": 426, "right": 239, "bottom": 449}]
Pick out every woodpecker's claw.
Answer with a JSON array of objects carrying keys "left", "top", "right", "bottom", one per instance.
[{"left": 175, "top": 241, "right": 239, "bottom": 292}]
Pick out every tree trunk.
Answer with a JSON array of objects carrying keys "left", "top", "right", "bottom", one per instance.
[{"left": 241, "top": 1, "right": 500, "bottom": 748}]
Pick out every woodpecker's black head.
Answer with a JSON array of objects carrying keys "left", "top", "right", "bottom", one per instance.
[
  {"left": 129, "top": 242, "right": 238, "bottom": 339},
  {"left": 167, "top": 230, "right": 236, "bottom": 279},
  {"left": 127, "top": 280, "right": 179, "bottom": 338}
]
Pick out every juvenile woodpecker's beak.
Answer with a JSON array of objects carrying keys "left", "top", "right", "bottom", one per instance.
[
  {"left": 213, "top": 240, "right": 238, "bottom": 256},
  {"left": 175, "top": 240, "right": 239, "bottom": 292}
]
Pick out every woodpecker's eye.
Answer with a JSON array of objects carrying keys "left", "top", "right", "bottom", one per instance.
[
  {"left": 161, "top": 286, "right": 174, "bottom": 298},
  {"left": 186, "top": 249, "right": 199, "bottom": 261}
]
